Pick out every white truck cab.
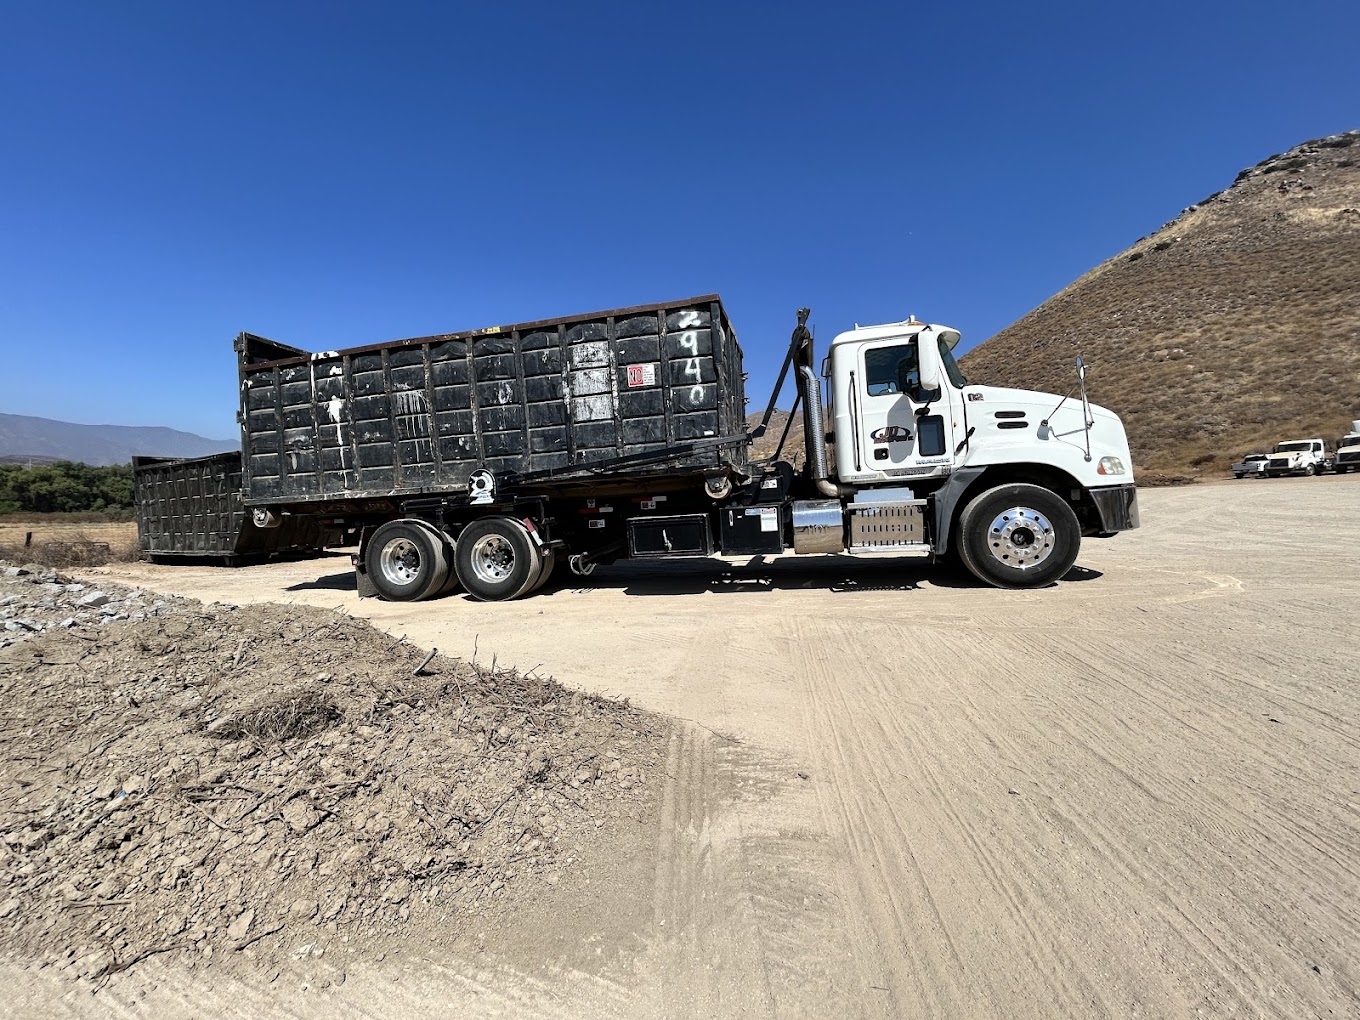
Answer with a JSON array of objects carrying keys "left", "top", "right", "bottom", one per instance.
[
  {"left": 1334, "top": 422, "right": 1360, "bottom": 474},
  {"left": 826, "top": 318, "right": 1133, "bottom": 493},
  {"left": 1265, "top": 438, "right": 1330, "bottom": 477},
  {"left": 791, "top": 315, "right": 1138, "bottom": 586}
]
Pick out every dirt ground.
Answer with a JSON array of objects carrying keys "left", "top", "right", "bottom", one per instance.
[{"left": 5, "top": 475, "right": 1358, "bottom": 1018}]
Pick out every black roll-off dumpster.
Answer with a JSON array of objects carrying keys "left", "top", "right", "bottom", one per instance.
[{"left": 236, "top": 295, "right": 747, "bottom": 507}]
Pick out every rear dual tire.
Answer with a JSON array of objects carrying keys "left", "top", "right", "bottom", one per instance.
[
  {"left": 364, "top": 519, "right": 453, "bottom": 602},
  {"left": 454, "top": 517, "right": 553, "bottom": 602}
]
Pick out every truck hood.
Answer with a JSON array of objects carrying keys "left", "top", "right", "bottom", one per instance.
[
  {"left": 961, "top": 384, "right": 1133, "bottom": 478},
  {"left": 964, "top": 384, "right": 1122, "bottom": 424}
]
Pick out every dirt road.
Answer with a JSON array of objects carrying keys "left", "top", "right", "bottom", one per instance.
[{"left": 15, "top": 476, "right": 1359, "bottom": 1018}]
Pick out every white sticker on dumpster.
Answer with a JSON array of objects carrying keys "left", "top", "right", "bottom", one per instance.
[
  {"left": 626, "top": 364, "right": 656, "bottom": 387},
  {"left": 760, "top": 508, "right": 778, "bottom": 532}
]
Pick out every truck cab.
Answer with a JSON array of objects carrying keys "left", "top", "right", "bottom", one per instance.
[
  {"left": 826, "top": 319, "right": 1134, "bottom": 492},
  {"left": 1265, "top": 439, "right": 1330, "bottom": 477},
  {"left": 772, "top": 313, "right": 1140, "bottom": 586},
  {"left": 1334, "top": 423, "right": 1360, "bottom": 474}
]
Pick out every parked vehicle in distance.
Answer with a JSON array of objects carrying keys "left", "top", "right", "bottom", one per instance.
[
  {"left": 1265, "top": 439, "right": 1331, "bottom": 477},
  {"left": 1334, "top": 421, "right": 1360, "bottom": 474},
  {"left": 1231, "top": 453, "right": 1270, "bottom": 479}
]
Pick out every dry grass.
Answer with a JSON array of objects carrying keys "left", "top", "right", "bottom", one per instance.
[
  {"left": 0, "top": 520, "right": 141, "bottom": 568},
  {"left": 204, "top": 688, "right": 343, "bottom": 741},
  {"left": 961, "top": 131, "right": 1360, "bottom": 478}
]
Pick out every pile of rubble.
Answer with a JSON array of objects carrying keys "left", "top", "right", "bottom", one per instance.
[
  {"left": 0, "top": 566, "right": 663, "bottom": 982},
  {"left": 1, "top": 564, "right": 180, "bottom": 647}
]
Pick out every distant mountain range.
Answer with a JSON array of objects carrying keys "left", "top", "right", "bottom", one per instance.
[{"left": 0, "top": 413, "right": 238, "bottom": 466}]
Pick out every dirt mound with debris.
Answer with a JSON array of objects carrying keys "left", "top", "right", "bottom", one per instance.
[{"left": 0, "top": 576, "right": 664, "bottom": 983}]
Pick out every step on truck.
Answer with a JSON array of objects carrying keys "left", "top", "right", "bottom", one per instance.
[{"left": 230, "top": 296, "right": 1139, "bottom": 600}]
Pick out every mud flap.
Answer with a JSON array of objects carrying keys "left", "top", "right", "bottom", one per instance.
[{"left": 930, "top": 466, "right": 985, "bottom": 555}]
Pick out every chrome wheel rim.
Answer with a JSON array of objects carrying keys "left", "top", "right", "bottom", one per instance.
[
  {"left": 379, "top": 538, "right": 422, "bottom": 585},
  {"left": 470, "top": 534, "right": 516, "bottom": 584},
  {"left": 985, "top": 506, "right": 1055, "bottom": 569}
]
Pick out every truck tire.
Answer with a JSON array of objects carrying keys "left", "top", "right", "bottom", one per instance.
[
  {"left": 955, "top": 483, "right": 1081, "bottom": 589},
  {"left": 364, "top": 519, "right": 450, "bottom": 602},
  {"left": 409, "top": 520, "right": 462, "bottom": 597},
  {"left": 524, "top": 546, "right": 557, "bottom": 595},
  {"left": 1305, "top": 464, "right": 1318, "bottom": 476},
  {"left": 454, "top": 517, "right": 542, "bottom": 601}
]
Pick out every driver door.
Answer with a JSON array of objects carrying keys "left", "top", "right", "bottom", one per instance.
[{"left": 855, "top": 338, "right": 954, "bottom": 481}]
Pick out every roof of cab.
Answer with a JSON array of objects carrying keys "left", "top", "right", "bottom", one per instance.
[{"left": 828, "top": 318, "right": 958, "bottom": 347}]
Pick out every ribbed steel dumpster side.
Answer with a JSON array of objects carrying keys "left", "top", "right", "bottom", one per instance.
[
  {"left": 132, "top": 453, "right": 337, "bottom": 561},
  {"left": 235, "top": 295, "right": 747, "bottom": 507}
]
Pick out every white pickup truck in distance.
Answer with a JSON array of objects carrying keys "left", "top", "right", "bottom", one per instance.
[
  {"left": 1231, "top": 453, "right": 1269, "bottom": 479},
  {"left": 1265, "top": 439, "right": 1330, "bottom": 477},
  {"left": 1334, "top": 421, "right": 1360, "bottom": 474}
]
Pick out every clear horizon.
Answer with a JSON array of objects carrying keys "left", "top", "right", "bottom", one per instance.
[{"left": 1, "top": 1, "right": 1356, "bottom": 438}]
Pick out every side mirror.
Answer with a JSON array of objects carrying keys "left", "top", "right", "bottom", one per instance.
[
  {"left": 916, "top": 339, "right": 942, "bottom": 396},
  {"left": 1076, "top": 355, "right": 1086, "bottom": 382}
]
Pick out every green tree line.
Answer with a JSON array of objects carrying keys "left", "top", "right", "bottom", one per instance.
[{"left": 0, "top": 462, "right": 135, "bottom": 516}]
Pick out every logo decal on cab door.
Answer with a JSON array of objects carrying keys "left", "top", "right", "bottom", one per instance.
[{"left": 870, "top": 426, "right": 913, "bottom": 444}]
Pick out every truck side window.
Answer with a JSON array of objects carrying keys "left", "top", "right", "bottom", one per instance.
[
  {"left": 918, "top": 415, "right": 946, "bottom": 456},
  {"left": 864, "top": 343, "right": 917, "bottom": 397}
]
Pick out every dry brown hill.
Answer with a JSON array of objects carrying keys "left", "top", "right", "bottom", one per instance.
[
  {"left": 747, "top": 408, "right": 806, "bottom": 466},
  {"left": 960, "top": 131, "right": 1360, "bottom": 478}
]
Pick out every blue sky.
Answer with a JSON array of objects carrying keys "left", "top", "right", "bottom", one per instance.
[{"left": 1, "top": 0, "right": 1356, "bottom": 439}]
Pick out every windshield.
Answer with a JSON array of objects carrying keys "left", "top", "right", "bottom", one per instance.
[
  {"left": 1274, "top": 442, "right": 1314, "bottom": 453},
  {"left": 938, "top": 335, "right": 967, "bottom": 388},
  {"left": 1341, "top": 436, "right": 1360, "bottom": 448}
]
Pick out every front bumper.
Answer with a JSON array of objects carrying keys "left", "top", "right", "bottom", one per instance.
[{"left": 1090, "top": 484, "right": 1140, "bottom": 532}]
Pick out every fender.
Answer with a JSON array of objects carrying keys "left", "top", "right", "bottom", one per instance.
[{"left": 930, "top": 466, "right": 985, "bottom": 555}]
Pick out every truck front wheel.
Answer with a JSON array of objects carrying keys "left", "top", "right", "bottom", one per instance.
[
  {"left": 955, "top": 483, "right": 1081, "bottom": 589},
  {"left": 454, "top": 517, "right": 542, "bottom": 601},
  {"left": 365, "top": 519, "right": 451, "bottom": 601}
]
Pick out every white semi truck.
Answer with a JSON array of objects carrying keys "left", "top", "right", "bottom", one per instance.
[
  {"left": 230, "top": 298, "right": 1140, "bottom": 598},
  {"left": 1265, "top": 439, "right": 1331, "bottom": 477},
  {"left": 1334, "top": 421, "right": 1360, "bottom": 474}
]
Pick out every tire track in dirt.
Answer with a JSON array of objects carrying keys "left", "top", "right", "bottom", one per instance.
[
  {"left": 2, "top": 953, "right": 640, "bottom": 1020},
  {"left": 791, "top": 617, "right": 1120, "bottom": 1018},
  {"left": 889, "top": 609, "right": 1360, "bottom": 1017},
  {"left": 640, "top": 721, "right": 857, "bottom": 1019}
]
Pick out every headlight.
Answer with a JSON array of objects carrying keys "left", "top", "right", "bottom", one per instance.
[{"left": 1097, "top": 456, "right": 1126, "bottom": 476}]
